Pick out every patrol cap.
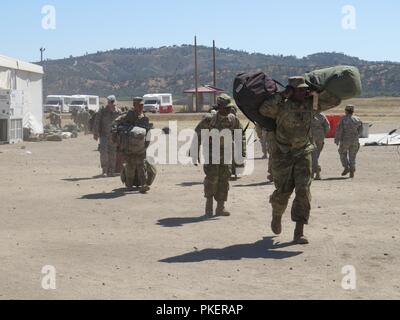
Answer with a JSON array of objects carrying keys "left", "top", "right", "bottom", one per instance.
[
  {"left": 288, "top": 76, "right": 309, "bottom": 89},
  {"left": 133, "top": 96, "right": 144, "bottom": 104},
  {"left": 345, "top": 104, "right": 355, "bottom": 112},
  {"left": 217, "top": 94, "right": 232, "bottom": 108},
  {"left": 107, "top": 95, "right": 116, "bottom": 102}
]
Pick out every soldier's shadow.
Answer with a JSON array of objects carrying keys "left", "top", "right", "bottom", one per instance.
[
  {"left": 62, "top": 175, "right": 109, "bottom": 182},
  {"left": 80, "top": 188, "right": 137, "bottom": 200},
  {"left": 234, "top": 181, "right": 272, "bottom": 187},
  {"left": 157, "top": 216, "right": 218, "bottom": 227},
  {"left": 160, "top": 237, "right": 303, "bottom": 263}
]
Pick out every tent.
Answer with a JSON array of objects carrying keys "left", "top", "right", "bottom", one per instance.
[{"left": 0, "top": 54, "right": 44, "bottom": 134}]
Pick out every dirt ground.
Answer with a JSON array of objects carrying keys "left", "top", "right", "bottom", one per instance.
[{"left": 1, "top": 104, "right": 400, "bottom": 299}]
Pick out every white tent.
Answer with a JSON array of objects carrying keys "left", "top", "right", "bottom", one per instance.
[{"left": 0, "top": 54, "right": 44, "bottom": 134}]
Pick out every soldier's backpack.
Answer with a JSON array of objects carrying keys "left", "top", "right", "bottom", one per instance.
[
  {"left": 233, "top": 72, "right": 283, "bottom": 131},
  {"left": 304, "top": 66, "right": 362, "bottom": 100},
  {"left": 118, "top": 125, "right": 147, "bottom": 155},
  {"left": 120, "top": 160, "right": 157, "bottom": 187}
]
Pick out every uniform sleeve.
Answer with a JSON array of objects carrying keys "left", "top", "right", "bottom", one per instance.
[
  {"left": 322, "top": 114, "right": 331, "bottom": 134},
  {"left": 357, "top": 118, "right": 363, "bottom": 136},
  {"left": 93, "top": 110, "right": 101, "bottom": 136},
  {"left": 335, "top": 119, "right": 343, "bottom": 143},
  {"left": 258, "top": 94, "right": 282, "bottom": 119}
]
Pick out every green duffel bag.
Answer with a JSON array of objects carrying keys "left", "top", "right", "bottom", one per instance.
[
  {"left": 120, "top": 160, "right": 157, "bottom": 188},
  {"left": 305, "top": 66, "right": 362, "bottom": 100}
]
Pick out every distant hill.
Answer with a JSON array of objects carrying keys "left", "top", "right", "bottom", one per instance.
[{"left": 40, "top": 45, "right": 400, "bottom": 99}]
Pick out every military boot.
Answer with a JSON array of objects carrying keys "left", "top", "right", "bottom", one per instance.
[
  {"left": 271, "top": 214, "right": 282, "bottom": 235},
  {"left": 215, "top": 201, "right": 230, "bottom": 217},
  {"left": 293, "top": 222, "right": 309, "bottom": 245},
  {"left": 315, "top": 172, "right": 322, "bottom": 180},
  {"left": 350, "top": 170, "right": 355, "bottom": 178},
  {"left": 140, "top": 184, "right": 150, "bottom": 194},
  {"left": 205, "top": 197, "right": 214, "bottom": 218},
  {"left": 341, "top": 168, "right": 350, "bottom": 176}
]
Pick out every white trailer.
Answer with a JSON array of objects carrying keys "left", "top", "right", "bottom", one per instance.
[
  {"left": 69, "top": 95, "right": 99, "bottom": 112},
  {"left": 0, "top": 54, "right": 44, "bottom": 143},
  {"left": 44, "top": 95, "right": 72, "bottom": 113}
]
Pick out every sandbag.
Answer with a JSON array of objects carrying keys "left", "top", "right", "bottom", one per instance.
[{"left": 304, "top": 66, "right": 362, "bottom": 100}]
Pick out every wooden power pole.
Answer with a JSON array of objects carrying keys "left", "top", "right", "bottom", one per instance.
[
  {"left": 213, "top": 40, "right": 217, "bottom": 104},
  {"left": 194, "top": 36, "right": 199, "bottom": 112},
  {"left": 40, "top": 47, "right": 46, "bottom": 63}
]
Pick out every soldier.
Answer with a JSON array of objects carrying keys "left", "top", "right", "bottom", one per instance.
[
  {"left": 335, "top": 105, "right": 363, "bottom": 178},
  {"left": 47, "top": 110, "right": 62, "bottom": 128},
  {"left": 255, "top": 123, "right": 268, "bottom": 159},
  {"left": 259, "top": 76, "right": 341, "bottom": 244},
  {"left": 79, "top": 107, "right": 91, "bottom": 135},
  {"left": 115, "top": 97, "right": 151, "bottom": 193},
  {"left": 195, "top": 94, "right": 246, "bottom": 218},
  {"left": 311, "top": 112, "right": 330, "bottom": 180},
  {"left": 71, "top": 109, "right": 78, "bottom": 125},
  {"left": 93, "top": 95, "right": 121, "bottom": 177}
]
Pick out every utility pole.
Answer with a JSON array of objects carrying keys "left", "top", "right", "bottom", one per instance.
[
  {"left": 194, "top": 36, "right": 199, "bottom": 113},
  {"left": 212, "top": 40, "right": 217, "bottom": 104},
  {"left": 40, "top": 47, "right": 46, "bottom": 63}
]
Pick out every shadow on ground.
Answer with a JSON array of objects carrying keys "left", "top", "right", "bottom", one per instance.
[
  {"left": 321, "top": 177, "right": 350, "bottom": 181},
  {"left": 234, "top": 181, "right": 272, "bottom": 187},
  {"left": 80, "top": 187, "right": 138, "bottom": 200},
  {"left": 157, "top": 215, "right": 218, "bottom": 227},
  {"left": 62, "top": 175, "right": 110, "bottom": 182},
  {"left": 176, "top": 182, "right": 204, "bottom": 187},
  {"left": 160, "top": 237, "right": 303, "bottom": 263}
]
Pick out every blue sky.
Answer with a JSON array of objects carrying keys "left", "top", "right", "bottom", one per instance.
[{"left": 1, "top": 0, "right": 399, "bottom": 62}]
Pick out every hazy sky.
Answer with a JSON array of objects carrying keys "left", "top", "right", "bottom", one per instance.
[{"left": 1, "top": 0, "right": 399, "bottom": 62}]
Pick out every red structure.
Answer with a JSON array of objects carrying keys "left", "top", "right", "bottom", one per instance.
[
  {"left": 183, "top": 85, "right": 225, "bottom": 112},
  {"left": 326, "top": 115, "right": 343, "bottom": 138}
]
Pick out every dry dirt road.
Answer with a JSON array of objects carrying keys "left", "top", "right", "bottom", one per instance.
[{"left": 1, "top": 117, "right": 400, "bottom": 299}]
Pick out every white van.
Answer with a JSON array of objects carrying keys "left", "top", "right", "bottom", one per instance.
[
  {"left": 143, "top": 93, "right": 173, "bottom": 113},
  {"left": 69, "top": 95, "right": 99, "bottom": 112},
  {"left": 44, "top": 95, "right": 72, "bottom": 113}
]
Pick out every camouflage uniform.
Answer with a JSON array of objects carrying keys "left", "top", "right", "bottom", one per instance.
[
  {"left": 93, "top": 106, "right": 121, "bottom": 175},
  {"left": 79, "top": 109, "right": 91, "bottom": 135},
  {"left": 195, "top": 108, "right": 245, "bottom": 211},
  {"left": 48, "top": 111, "right": 62, "bottom": 128},
  {"left": 311, "top": 112, "right": 330, "bottom": 178},
  {"left": 259, "top": 80, "right": 341, "bottom": 226},
  {"left": 255, "top": 123, "right": 269, "bottom": 159},
  {"left": 114, "top": 106, "right": 151, "bottom": 191},
  {"left": 335, "top": 110, "right": 362, "bottom": 175}
]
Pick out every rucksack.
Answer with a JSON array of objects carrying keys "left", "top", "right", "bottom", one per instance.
[
  {"left": 119, "top": 125, "right": 147, "bottom": 155},
  {"left": 233, "top": 72, "right": 283, "bottom": 131}
]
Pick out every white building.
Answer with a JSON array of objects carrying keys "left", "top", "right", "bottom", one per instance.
[{"left": 0, "top": 54, "right": 44, "bottom": 143}]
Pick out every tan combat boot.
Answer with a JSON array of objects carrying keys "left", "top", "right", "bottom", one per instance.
[
  {"left": 341, "top": 168, "right": 350, "bottom": 176},
  {"left": 293, "top": 222, "right": 309, "bottom": 245},
  {"left": 205, "top": 197, "right": 214, "bottom": 218},
  {"left": 315, "top": 172, "right": 322, "bottom": 180},
  {"left": 271, "top": 214, "right": 282, "bottom": 235},
  {"left": 215, "top": 201, "right": 230, "bottom": 217},
  {"left": 140, "top": 185, "right": 150, "bottom": 194},
  {"left": 350, "top": 170, "right": 355, "bottom": 178}
]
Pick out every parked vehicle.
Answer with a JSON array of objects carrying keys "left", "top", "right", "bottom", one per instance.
[
  {"left": 69, "top": 95, "right": 99, "bottom": 112},
  {"left": 143, "top": 93, "right": 173, "bottom": 113},
  {"left": 44, "top": 95, "right": 72, "bottom": 113}
]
